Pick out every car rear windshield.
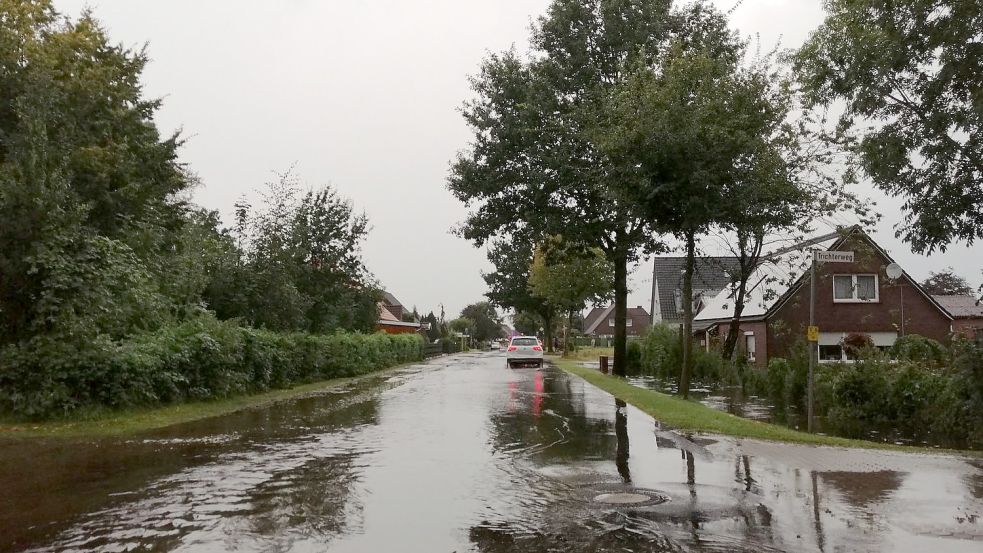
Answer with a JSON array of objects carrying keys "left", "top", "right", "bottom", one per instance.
[{"left": 511, "top": 338, "right": 538, "bottom": 346}]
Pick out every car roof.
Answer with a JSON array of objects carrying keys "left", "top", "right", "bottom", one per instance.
[{"left": 510, "top": 336, "right": 539, "bottom": 340}]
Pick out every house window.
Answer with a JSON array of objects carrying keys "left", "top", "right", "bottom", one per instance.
[
  {"left": 819, "top": 345, "right": 843, "bottom": 361},
  {"left": 609, "top": 319, "right": 615, "bottom": 327},
  {"left": 833, "top": 274, "right": 879, "bottom": 302},
  {"left": 626, "top": 319, "right": 633, "bottom": 327},
  {"left": 745, "top": 333, "right": 756, "bottom": 361},
  {"left": 609, "top": 318, "right": 633, "bottom": 327}
]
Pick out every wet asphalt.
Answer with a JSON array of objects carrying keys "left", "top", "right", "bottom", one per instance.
[{"left": 1, "top": 351, "right": 981, "bottom": 552}]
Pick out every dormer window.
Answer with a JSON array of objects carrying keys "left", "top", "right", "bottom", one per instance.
[{"left": 833, "top": 274, "right": 879, "bottom": 302}]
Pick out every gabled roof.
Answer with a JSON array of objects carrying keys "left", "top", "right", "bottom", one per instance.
[
  {"left": 584, "top": 305, "right": 614, "bottom": 335},
  {"left": 694, "top": 235, "right": 836, "bottom": 323},
  {"left": 584, "top": 305, "right": 650, "bottom": 334},
  {"left": 653, "top": 257, "right": 742, "bottom": 322},
  {"left": 766, "top": 226, "right": 952, "bottom": 321},
  {"left": 696, "top": 226, "right": 953, "bottom": 324},
  {"left": 381, "top": 291, "right": 402, "bottom": 308},
  {"left": 933, "top": 295, "right": 983, "bottom": 318},
  {"left": 378, "top": 303, "right": 400, "bottom": 322}
]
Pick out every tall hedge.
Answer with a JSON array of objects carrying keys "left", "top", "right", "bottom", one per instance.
[{"left": 0, "top": 316, "right": 424, "bottom": 419}]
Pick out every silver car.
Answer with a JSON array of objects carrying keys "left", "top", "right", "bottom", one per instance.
[{"left": 506, "top": 336, "right": 543, "bottom": 369}]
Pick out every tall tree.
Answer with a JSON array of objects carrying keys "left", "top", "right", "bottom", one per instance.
[
  {"left": 528, "top": 237, "right": 613, "bottom": 352},
  {"left": 460, "top": 302, "right": 504, "bottom": 343},
  {"left": 0, "top": 1, "right": 191, "bottom": 343},
  {"left": 597, "top": 7, "right": 800, "bottom": 397},
  {"left": 206, "top": 171, "right": 379, "bottom": 333},
  {"left": 794, "top": 0, "right": 983, "bottom": 253},
  {"left": 482, "top": 238, "right": 558, "bottom": 352},
  {"left": 921, "top": 268, "right": 974, "bottom": 296},
  {"left": 450, "top": 0, "right": 672, "bottom": 375}
]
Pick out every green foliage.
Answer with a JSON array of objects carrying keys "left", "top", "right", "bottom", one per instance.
[
  {"left": 0, "top": 1, "right": 191, "bottom": 344},
  {"left": 0, "top": 315, "right": 424, "bottom": 419},
  {"left": 637, "top": 324, "right": 682, "bottom": 378},
  {"left": 751, "top": 342, "right": 983, "bottom": 448},
  {"left": 459, "top": 302, "right": 503, "bottom": 342},
  {"left": 920, "top": 268, "right": 974, "bottom": 296},
  {"left": 625, "top": 341, "right": 643, "bottom": 375},
  {"left": 206, "top": 171, "right": 379, "bottom": 334},
  {"left": 794, "top": 0, "right": 983, "bottom": 251},
  {"left": 449, "top": 0, "right": 675, "bottom": 374},
  {"left": 891, "top": 334, "right": 948, "bottom": 366},
  {"left": 528, "top": 238, "right": 613, "bottom": 315}
]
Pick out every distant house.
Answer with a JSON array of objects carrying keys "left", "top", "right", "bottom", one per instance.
[
  {"left": 933, "top": 295, "right": 983, "bottom": 339},
  {"left": 695, "top": 226, "right": 960, "bottom": 367},
  {"left": 381, "top": 291, "right": 405, "bottom": 321},
  {"left": 583, "top": 305, "right": 651, "bottom": 338},
  {"left": 651, "top": 257, "right": 742, "bottom": 328},
  {"left": 376, "top": 291, "right": 426, "bottom": 335}
]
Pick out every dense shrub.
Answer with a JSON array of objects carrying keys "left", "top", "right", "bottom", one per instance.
[
  {"left": 636, "top": 324, "right": 681, "bottom": 378},
  {"left": 891, "top": 334, "right": 948, "bottom": 366},
  {"left": 625, "top": 341, "right": 644, "bottom": 375},
  {"left": 0, "top": 315, "right": 424, "bottom": 419},
  {"left": 752, "top": 341, "right": 983, "bottom": 447}
]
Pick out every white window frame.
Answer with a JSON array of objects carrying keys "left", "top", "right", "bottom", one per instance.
[
  {"left": 832, "top": 274, "right": 879, "bottom": 303},
  {"left": 609, "top": 318, "right": 633, "bottom": 327},
  {"left": 744, "top": 332, "right": 756, "bottom": 362}
]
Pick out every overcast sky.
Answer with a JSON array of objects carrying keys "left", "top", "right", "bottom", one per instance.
[{"left": 56, "top": 0, "right": 983, "bottom": 318}]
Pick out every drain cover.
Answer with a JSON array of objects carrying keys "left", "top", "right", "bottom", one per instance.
[{"left": 593, "top": 492, "right": 653, "bottom": 505}]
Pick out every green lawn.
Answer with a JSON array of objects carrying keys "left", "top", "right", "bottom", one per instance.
[
  {"left": 554, "top": 358, "right": 976, "bottom": 455},
  {"left": 0, "top": 364, "right": 411, "bottom": 439}
]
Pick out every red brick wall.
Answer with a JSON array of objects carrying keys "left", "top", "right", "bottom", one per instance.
[
  {"left": 767, "top": 235, "right": 951, "bottom": 360},
  {"left": 952, "top": 319, "right": 983, "bottom": 338},
  {"left": 377, "top": 324, "right": 419, "bottom": 335}
]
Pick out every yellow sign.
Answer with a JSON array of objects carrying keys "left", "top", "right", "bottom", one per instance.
[{"left": 807, "top": 326, "right": 820, "bottom": 342}]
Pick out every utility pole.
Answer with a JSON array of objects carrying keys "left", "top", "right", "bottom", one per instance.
[{"left": 808, "top": 253, "right": 816, "bottom": 433}]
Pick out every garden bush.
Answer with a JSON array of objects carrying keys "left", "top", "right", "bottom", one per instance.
[
  {"left": 890, "top": 334, "right": 948, "bottom": 366},
  {"left": 0, "top": 315, "right": 424, "bottom": 419}
]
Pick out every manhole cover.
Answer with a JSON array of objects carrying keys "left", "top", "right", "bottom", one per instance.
[{"left": 593, "top": 492, "right": 653, "bottom": 505}]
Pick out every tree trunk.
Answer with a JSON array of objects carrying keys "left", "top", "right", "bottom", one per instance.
[
  {"left": 721, "top": 282, "right": 748, "bottom": 360},
  {"left": 543, "top": 311, "right": 554, "bottom": 354},
  {"left": 564, "top": 309, "right": 573, "bottom": 354},
  {"left": 613, "top": 252, "right": 629, "bottom": 377},
  {"left": 680, "top": 230, "right": 695, "bottom": 399},
  {"left": 722, "top": 232, "right": 763, "bottom": 361}
]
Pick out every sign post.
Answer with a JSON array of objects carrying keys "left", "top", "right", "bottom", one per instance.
[{"left": 808, "top": 250, "right": 855, "bottom": 433}]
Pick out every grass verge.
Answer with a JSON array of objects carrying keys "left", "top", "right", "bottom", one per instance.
[
  {"left": 554, "top": 357, "right": 977, "bottom": 456},
  {"left": 0, "top": 362, "right": 418, "bottom": 439}
]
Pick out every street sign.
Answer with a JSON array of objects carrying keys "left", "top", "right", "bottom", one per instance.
[
  {"left": 807, "top": 326, "right": 819, "bottom": 342},
  {"left": 815, "top": 252, "right": 853, "bottom": 263},
  {"left": 814, "top": 251, "right": 854, "bottom": 263}
]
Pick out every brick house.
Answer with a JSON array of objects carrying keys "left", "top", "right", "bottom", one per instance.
[
  {"left": 695, "top": 226, "right": 961, "bottom": 367},
  {"left": 583, "top": 305, "right": 651, "bottom": 338},
  {"left": 376, "top": 291, "right": 428, "bottom": 335},
  {"left": 933, "top": 295, "right": 983, "bottom": 339}
]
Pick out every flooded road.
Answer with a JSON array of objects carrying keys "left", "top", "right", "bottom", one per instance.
[{"left": 1, "top": 352, "right": 981, "bottom": 552}]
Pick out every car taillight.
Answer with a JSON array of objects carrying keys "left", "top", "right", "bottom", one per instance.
[
  {"left": 532, "top": 346, "right": 542, "bottom": 351},
  {"left": 507, "top": 346, "right": 518, "bottom": 352}
]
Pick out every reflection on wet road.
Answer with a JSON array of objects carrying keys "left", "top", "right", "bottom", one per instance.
[{"left": 1, "top": 353, "right": 981, "bottom": 552}]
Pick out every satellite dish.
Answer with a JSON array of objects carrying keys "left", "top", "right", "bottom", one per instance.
[{"left": 885, "top": 263, "right": 903, "bottom": 280}]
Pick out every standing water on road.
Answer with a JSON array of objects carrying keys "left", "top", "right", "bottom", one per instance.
[{"left": 1, "top": 353, "right": 981, "bottom": 552}]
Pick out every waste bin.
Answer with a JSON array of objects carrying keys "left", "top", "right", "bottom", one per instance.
[{"left": 599, "top": 355, "right": 609, "bottom": 374}]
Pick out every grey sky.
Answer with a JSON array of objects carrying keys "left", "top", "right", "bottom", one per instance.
[{"left": 57, "top": 0, "right": 983, "bottom": 318}]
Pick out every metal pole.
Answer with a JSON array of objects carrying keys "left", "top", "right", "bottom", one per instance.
[
  {"left": 808, "top": 254, "right": 816, "bottom": 433},
  {"left": 900, "top": 285, "right": 905, "bottom": 337}
]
